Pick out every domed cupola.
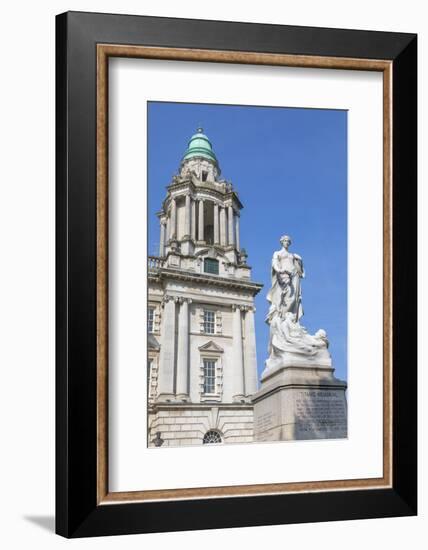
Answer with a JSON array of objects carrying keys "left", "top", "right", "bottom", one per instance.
[{"left": 180, "top": 128, "right": 221, "bottom": 181}]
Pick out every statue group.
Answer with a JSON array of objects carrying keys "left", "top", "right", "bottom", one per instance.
[
  {"left": 264, "top": 235, "right": 330, "bottom": 372},
  {"left": 253, "top": 234, "right": 347, "bottom": 441}
]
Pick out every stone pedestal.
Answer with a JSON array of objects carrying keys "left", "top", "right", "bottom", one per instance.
[{"left": 253, "top": 363, "right": 347, "bottom": 441}]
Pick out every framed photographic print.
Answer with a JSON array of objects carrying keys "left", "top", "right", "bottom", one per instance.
[{"left": 56, "top": 11, "right": 417, "bottom": 538}]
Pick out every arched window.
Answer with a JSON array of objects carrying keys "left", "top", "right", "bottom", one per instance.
[{"left": 203, "top": 430, "right": 222, "bottom": 444}]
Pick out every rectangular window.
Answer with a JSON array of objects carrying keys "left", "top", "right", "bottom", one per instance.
[
  {"left": 204, "top": 257, "right": 219, "bottom": 275},
  {"left": 203, "top": 310, "right": 215, "bottom": 334},
  {"left": 147, "top": 307, "right": 155, "bottom": 333},
  {"left": 203, "top": 359, "right": 216, "bottom": 394}
]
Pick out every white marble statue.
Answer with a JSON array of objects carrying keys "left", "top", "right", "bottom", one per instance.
[
  {"left": 266, "top": 235, "right": 304, "bottom": 325},
  {"left": 265, "top": 236, "right": 331, "bottom": 371}
]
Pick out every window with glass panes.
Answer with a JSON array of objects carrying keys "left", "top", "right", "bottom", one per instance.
[
  {"left": 203, "top": 310, "right": 215, "bottom": 334},
  {"left": 147, "top": 307, "right": 154, "bottom": 333},
  {"left": 203, "top": 359, "right": 216, "bottom": 394},
  {"left": 204, "top": 257, "right": 219, "bottom": 275}
]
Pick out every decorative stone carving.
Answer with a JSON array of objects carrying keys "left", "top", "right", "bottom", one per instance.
[{"left": 198, "top": 341, "right": 224, "bottom": 353}]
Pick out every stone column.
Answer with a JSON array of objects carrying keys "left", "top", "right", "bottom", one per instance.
[
  {"left": 198, "top": 199, "right": 204, "bottom": 241},
  {"left": 228, "top": 205, "right": 235, "bottom": 246},
  {"left": 213, "top": 203, "right": 219, "bottom": 244},
  {"left": 170, "top": 198, "right": 177, "bottom": 240},
  {"left": 191, "top": 199, "right": 196, "bottom": 240},
  {"left": 184, "top": 194, "right": 191, "bottom": 237},
  {"left": 235, "top": 213, "right": 240, "bottom": 252},
  {"left": 219, "top": 206, "right": 226, "bottom": 246},
  {"left": 157, "top": 296, "right": 176, "bottom": 400},
  {"left": 176, "top": 298, "right": 191, "bottom": 400},
  {"left": 166, "top": 216, "right": 171, "bottom": 244},
  {"left": 232, "top": 305, "right": 245, "bottom": 402},
  {"left": 159, "top": 220, "right": 166, "bottom": 256},
  {"left": 244, "top": 307, "right": 258, "bottom": 396}
]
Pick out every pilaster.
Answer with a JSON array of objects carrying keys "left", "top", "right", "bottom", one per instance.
[
  {"left": 176, "top": 297, "right": 192, "bottom": 401},
  {"left": 231, "top": 304, "right": 245, "bottom": 402},
  {"left": 157, "top": 296, "right": 177, "bottom": 401},
  {"left": 198, "top": 199, "right": 204, "bottom": 241},
  {"left": 228, "top": 205, "right": 235, "bottom": 246},
  {"left": 243, "top": 306, "right": 258, "bottom": 396}
]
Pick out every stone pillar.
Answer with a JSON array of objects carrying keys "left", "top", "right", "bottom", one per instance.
[
  {"left": 159, "top": 220, "right": 166, "bottom": 256},
  {"left": 244, "top": 307, "right": 258, "bottom": 396},
  {"left": 228, "top": 205, "right": 235, "bottom": 246},
  {"left": 176, "top": 298, "right": 191, "bottom": 400},
  {"left": 219, "top": 206, "right": 226, "bottom": 246},
  {"left": 184, "top": 194, "right": 191, "bottom": 237},
  {"left": 232, "top": 305, "right": 245, "bottom": 402},
  {"left": 235, "top": 213, "right": 240, "bottom": 252},
  {"left": 166, "top": 216, "right": 170, "bottom": 244},
  {"left": 157, "top": 296, "right": 176, "bottom": 400},
  {"left": 191, "top": 199, "right": 196, "bottom": 240},
  {"left": 170, "top": 198, "right": 177, "bottom": 240},
  {"left": 213, "top": 203, "right": 219, "bottom": 244},
  {"left": 198, "top": 199, "right": 204, "bottom": 241}
]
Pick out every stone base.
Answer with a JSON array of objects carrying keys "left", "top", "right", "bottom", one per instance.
[
  {"left": 148, "top": 403, "right": 255, "bottom": 447},
  {"left": 252, "top": 364, "right": 347, "bottom": 442}
]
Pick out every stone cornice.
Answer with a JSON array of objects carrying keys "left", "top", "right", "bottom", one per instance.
[
  {"left": 163, "top": 178, "right": 243, "bottom": 210},
  {"left": 149, "top": 266, "right": 263, "bottom": 295},
  {"left": 149, "top": 402, "right": 254, "bottom": 411}
]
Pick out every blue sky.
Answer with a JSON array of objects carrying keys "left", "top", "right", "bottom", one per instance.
[{"left": 148, "top": 102, "right": 347, "bottom": 381}]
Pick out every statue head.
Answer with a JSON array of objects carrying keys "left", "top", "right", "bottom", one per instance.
[{"left": 280, "top": 235, "right": 292, "bottom": 248}]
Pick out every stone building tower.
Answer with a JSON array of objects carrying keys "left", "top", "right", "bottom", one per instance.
[{"left": 147, "top": 128, "right": 262, "bottom": 447}]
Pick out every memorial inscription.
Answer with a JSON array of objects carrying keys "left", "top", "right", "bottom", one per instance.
[{"left": 294, "top": 389, "right": 347, "bottom": 439}]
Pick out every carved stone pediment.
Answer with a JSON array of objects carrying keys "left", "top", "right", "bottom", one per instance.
[
  {"left": 198, "top": 341, "right": 224, "bottom": 353},
  {"left": 195, "top": 247, "right": 227, "bottom": 260}
]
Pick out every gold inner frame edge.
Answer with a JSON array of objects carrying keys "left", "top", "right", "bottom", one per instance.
[{"left": 96, "top": 44, "right": 393, "bottom": 504}]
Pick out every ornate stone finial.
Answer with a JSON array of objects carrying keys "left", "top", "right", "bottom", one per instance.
[
  {"left": 197, "top": 126, "right": 204, "bottom": 133},
  {"left": 152, "top": 432, "right": 164, "bottom": 447},
  {"left": 239, "top": 248, "right": 248, "bottom": 265}
]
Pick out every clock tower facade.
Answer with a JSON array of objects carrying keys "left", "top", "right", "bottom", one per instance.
[{"left": 147, "top": 128, "right": 262, "bottom": 447}]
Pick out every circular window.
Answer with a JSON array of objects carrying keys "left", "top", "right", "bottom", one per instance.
[{"left": 202, "top": 430, "right": 222, "bottom": 444}]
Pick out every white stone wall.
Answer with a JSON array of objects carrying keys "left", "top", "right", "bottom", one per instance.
[
  {"left": 148, "top": 406, "right": 254, "bottom": 447},
  {"left": 147, "top": 275, "right": 259, "bottom": 406}
]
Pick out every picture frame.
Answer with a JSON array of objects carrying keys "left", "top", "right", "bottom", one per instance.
[{"left": 56, "top": 11, "right": 417, "bottom": 538}]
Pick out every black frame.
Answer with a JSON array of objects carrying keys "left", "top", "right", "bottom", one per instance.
[{"left": 56, "top": 11, "right": 417, "bottom": 538}]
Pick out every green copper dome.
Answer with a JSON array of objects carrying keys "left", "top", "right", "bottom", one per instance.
[{"left": 182, "top": 127, "right": 218, "bottom": 165}]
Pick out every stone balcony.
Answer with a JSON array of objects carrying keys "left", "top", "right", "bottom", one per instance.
[{"left": 148, "top": 256, "right": 166, "bottom": 269}]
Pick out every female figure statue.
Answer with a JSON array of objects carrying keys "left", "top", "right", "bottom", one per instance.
[{"left": 266, "top": 235, "right": 304, "bottom": 325}]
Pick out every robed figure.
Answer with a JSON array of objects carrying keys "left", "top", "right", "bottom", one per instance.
[{"left": 266, "top": 235, "right": 304, "bottom": 325}]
